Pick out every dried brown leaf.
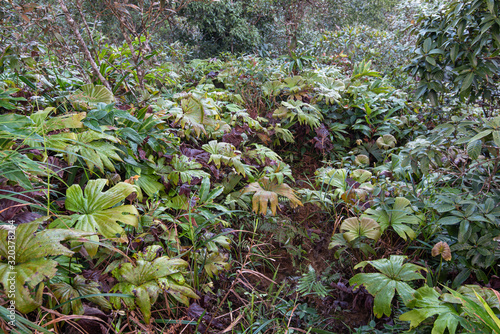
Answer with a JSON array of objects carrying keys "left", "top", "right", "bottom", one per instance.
[{"left": 432, "top": 241, "right": 452, "bottom": 261}]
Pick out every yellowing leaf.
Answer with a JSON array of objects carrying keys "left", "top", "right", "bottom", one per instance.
[
  {"left": 51, "top": 275, "right": 111, "bottom": 315},
  {"left": 0, "top": 223, "right": 90, "bottom": 313},
  {"left": 201, "top": 251, "right": 230, "bottom": 278},
  {"left": 110, "top": 246, "right": 197, "bottom": 323}
]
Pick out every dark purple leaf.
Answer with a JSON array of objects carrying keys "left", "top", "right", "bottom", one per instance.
[
  {"left": 207, "top": 71, "right": 219, "bottom": 79},
  {"left": 162, "top": 154, "right": 173, "bottom": 162},
  {"left": 190, "top": 177, "right": 202, "bottom": 185},
  {"left": 12, "top": 211, "right": 42, "bottom": 224},
  {"left": 66, "top": 306, "right": 109, "bottom": 334},
  {"left": 316, "top": 124, "right": 330, "bottom": 138},
  {"left": 115, "top": 103, "right": 131, "bottom": 111},
  {"left": 46, "top": 156, "right": 67, "bottom": 178},
  {"left": 187, "top": 303, "right": 223, "bottom": 330},
  {"left": 0, "top": 185, "right": 43, "bottom": 222},
  {"left": 188, "top": 303, "right": 210, "bottom": 321},
  {"left": 379, "top": 170, "right": 393, "bottom": 179},
  {"left": 180, "top": 145, "right": 210, "bottom": 164},
  {"left": 138, "top": 148, "right": 147, "bottom": 161},
  {"left": 489, "top": 276, "right": 500, "bottom": 289},
  {"left": 179, "top": 184, "right": 191, "bottom": 197},
  {"left": 222, "top": 128, "right": 243, "bottom": 147},
  {"left": 208, "top": 165, "right": 220, "bottom": 180},
  {"left": 345, "top": 178, "right": 360, "bottom": 189}
]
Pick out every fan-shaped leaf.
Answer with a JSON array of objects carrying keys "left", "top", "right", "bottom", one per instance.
[
  {"left": 341, "top": 217, "right": 381, "bottom": 242},
  {"left": 355, "top": 154, "right": 370, "bottom": 166},
  {"left": 69, "top": 84, "right": 114, "bottom": 109},
  {"left": 376, "top": 134, "right": 397, "bottom": 150}
]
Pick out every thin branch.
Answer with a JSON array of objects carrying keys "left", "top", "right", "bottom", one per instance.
[{"left": 57, "top": 0, "right": 111, "bottom": 90}]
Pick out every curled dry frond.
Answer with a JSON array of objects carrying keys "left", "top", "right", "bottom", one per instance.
[{"left": 242, "top": 177, "right": 302, "bottom": 216}]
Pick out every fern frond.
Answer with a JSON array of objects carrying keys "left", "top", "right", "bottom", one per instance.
[{"left": 297, "top": 265, "right": 330, "bottom": 298}]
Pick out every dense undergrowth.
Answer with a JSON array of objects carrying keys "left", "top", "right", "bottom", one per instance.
[{"left": 1, "top": 0, "right": 500, "bottom": 333}]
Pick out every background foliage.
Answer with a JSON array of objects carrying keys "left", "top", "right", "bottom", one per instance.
[{"left": 1, "top": 0, "right": 500, "bottom": 333}]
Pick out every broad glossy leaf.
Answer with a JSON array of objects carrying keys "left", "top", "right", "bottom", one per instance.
[
  {"left": 400, "top": 286, "right": 459, "bottom": 334},
  {"left": 459, "top": 72, "right": 475, "bottom": 93},
  {"left": 423, "top": 38, "right": 432, "bottom": 53},
  {"left": 468, "top": 130, "right": 492, "bottom": 143},
  {"left": 363, "top": 197, "right": 422, "bottom": 240},
  {"left": 467, "top": 139, "right": 482, "bottom": 160},
  {"left": 492, "top": 130, "right": 500, "bottom": 147},
  {"left": 350, "top": 255, "right": 426, "bottom": 318},
  {"left": 52, "top": 179, "right": 138, "bottom": 257},
  {"left": 437, "top": 216, "right": 461, "bottom": 225}
]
